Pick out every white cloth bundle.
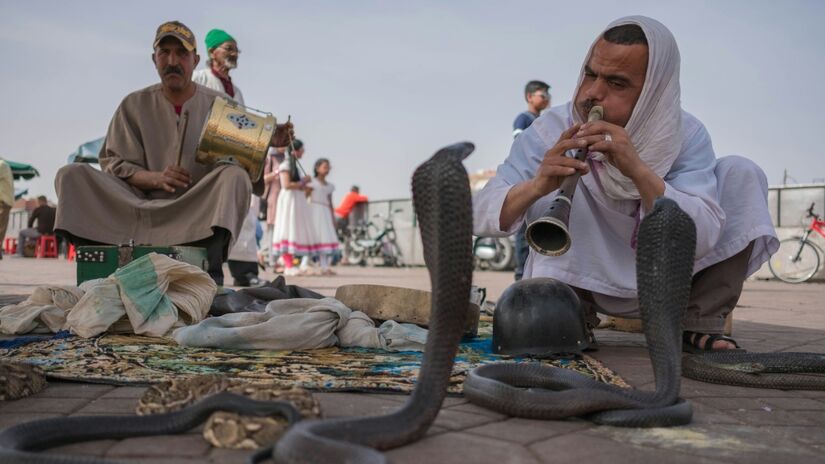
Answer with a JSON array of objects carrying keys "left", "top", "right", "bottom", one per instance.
[
  {"left": 173, "top": 297, "right": 428, "bottom": 352},
  {"left": 0, "top": 253, "right": 215, "bottom": 337}
]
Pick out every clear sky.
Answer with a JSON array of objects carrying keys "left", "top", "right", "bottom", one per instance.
[{"left": 2, "top": 0, "right": 823, "bottom": 204}]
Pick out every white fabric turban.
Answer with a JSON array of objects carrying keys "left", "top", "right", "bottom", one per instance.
[{"left": 571, "top": 16, "right": 683, "bottom": 201}]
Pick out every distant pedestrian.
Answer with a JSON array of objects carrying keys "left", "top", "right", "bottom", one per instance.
[
  {"left": 334, "top": 185, "right": 369, "bottom": 236},
  {"left": 512, "top": 80, "right": 551, "bottom": 138},
  {"left": 309, "top": 158, "right": 339, "bottom": 275},
  {"left": 262, "top": 145, "right": 287, "bottom": 268},
  {"left": 18, "top": 196, "right": 56, "bottom": 257},
  {"left": 512, "top": 80, "right": 551, "bottom": 280},
  {"left": 0, "top": 159, "right": 12, "bottom": 260},
  {"left": 271, "top": 140, "right": 316, "bottom": 276}
]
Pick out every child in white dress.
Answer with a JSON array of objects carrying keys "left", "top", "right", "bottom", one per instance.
[
  {"left": 271, "top": 140, "right": 316, "bottom": 276},
  {"left": 309, "top": 158, "right": 340, "bottom": 275}
]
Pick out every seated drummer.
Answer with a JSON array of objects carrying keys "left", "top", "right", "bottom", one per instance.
[{"left": 54, "top": 21, "right": 291, "bottom": 285}]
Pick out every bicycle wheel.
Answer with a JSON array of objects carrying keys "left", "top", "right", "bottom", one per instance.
[{"left": 768, "top": 238, "right": 821, "bottom": 283}]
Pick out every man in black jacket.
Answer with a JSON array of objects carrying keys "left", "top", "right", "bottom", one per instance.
[{"left": 18, "top": 196, "right": 56, "bottom": 256}]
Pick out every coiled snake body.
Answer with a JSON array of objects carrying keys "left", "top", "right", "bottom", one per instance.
[
  {"left": 0, "top": 142, "right": 477, "bottom": 464},
  {"left": 464, "top": 197, "right": 697, "bottom": 427},
  {"left": 272, "top": 142, "right": 476, "bottom": 463},
  {"left": 6, "top": 144, "right": 817, "bottom": 463}
]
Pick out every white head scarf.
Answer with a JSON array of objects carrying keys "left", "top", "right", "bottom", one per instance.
[{"left": 572, "top": 16, "right": 682, "bottom": 200}]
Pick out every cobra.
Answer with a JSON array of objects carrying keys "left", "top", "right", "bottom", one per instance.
[{"left": 0, "top": 142, "right": 477, "bottom": 464}]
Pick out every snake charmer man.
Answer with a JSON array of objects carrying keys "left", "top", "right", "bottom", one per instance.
[
  {"left": 54, "top": 21, "right": 292, "bottom": 285},
  {"left": 473, "top": 16, "right": 778, "bottom": 352}
]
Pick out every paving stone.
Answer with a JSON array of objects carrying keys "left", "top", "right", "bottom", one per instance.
[
  {"left": 208, "top": 447, "right": 259, "bottom": 464},
  {"left": 0, "top": 412, "right": 61, "bottom": 429},
  {"left": 679, "top": 378, "right": 801, "bottom": 398},
  {"left": 445, "top": 402, "right": 507, "bottom": 420},
  {"left": 764, "top": 425, "right": 825, "bottom": 451},
  {"left": 696, "top": 396, "right": 825, "bottom": 411},
  {"left": 314, "top": 392, "right": 402, "bottom": 418},
  {"left": 385, "top": 431, "right": 540, "bottom": 464},
  {"left": 464, "top": 417, "right": 591, "bottom": 444},
  {"left": 49, "top": 439, "right": 117, "bottom": 457},
  {"left": 99, "top": 386, "right": 149, "bottom": 399},
  {"left": 35, "top": 382, "right": 115, "bottom": 399},
  {"left": 797, "top": 390, "right": 825, "bottom": 399},
  {"left": 531, "top": 432, "right": 725, "bottom": 464},
  {"left": 426, "top": 425, "right": 450, "bottom": 436},
  {"left": 440, "top": 396, "right": 469, "bottom": 407},
  {"left": 687, "top": 400, "right": 744, "bottom": 425},
  {"left": 74, "top": 398, "right": 140, "bottom": 415},
  {"left": 118, "top": 459, "right": 209, "bottom": 464},
  {"left": 721, "top": 409, "right": 817, "bottom": 426},
  {"left": 0, "top": 396, "right": 89, "bottom": 414},
  {"left": 788, "top": 410, "right": 825, "bottom": 425},
  {"left": 3, "top": 264, "right": 825, "bottom": 464},
  {"left": 106, "top": 435, "right": 211, "bottom": 458},
  {"left": 584, "top": 424, "right": 820, "bottom": 464},
  {"left": 432, "top": 408, "right": 498, "bottom": 430}
]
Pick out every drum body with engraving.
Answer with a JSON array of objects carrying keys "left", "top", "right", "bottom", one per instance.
[{"left": 196, "top": 96, "right": 275, "bottom": 182}]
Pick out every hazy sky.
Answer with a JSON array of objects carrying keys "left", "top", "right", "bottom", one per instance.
[{"left": 2, "top": 0, "right": 823, "bottom": 204}]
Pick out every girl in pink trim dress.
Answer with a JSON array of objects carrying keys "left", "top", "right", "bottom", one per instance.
[
  {"left": 309, "top": 158, "right": 340, "bottom": 275},
  {"left": 271, "top": 140, "right": 316, "bottom": 276}
]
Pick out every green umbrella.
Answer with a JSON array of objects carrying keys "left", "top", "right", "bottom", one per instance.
[{"left": 5, "top": 160, "right": 40, "bottom": 180}]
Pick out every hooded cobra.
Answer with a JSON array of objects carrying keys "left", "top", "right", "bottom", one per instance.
[
  {"left": 271, "top": 142, "right": 476, "bottom": 463},
  {"left": 0, "top": 142, "right": 476, "bottom": 464},
  {"left": 464, "top": 197, "right": 696, "bottom": 427}
]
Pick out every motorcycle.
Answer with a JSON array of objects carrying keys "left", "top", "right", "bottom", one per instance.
[
  {"left": 473, "top": 235, "right": 515, "bottom": 271},
  {"left": 344, "top": 209, "right": 404, "bottom": 267}
]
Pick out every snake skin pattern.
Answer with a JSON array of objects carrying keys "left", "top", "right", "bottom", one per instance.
[
  {"left": 0, "top": 392, "right": 301, "bottom": 463},
  {"left": 272, "top": 142, "right": 475, "bottom": 463},
  {"left": 0, "top": 142, "right": 476, "bottom": 464},
  {"left": 683, "top": 351, "right": 825, "bottom": 389},
  {"left": 464, "top": 197, "right": 696, "bottom": 427}
]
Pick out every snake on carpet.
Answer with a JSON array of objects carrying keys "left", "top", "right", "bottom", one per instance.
[
  {"left": 0, "top": 142, "right": 477, "bottom": 464},
  {"left": 3, "top": 143, "right": 819, "bottom": 463},
  {"left": 463, "top": 197, "right": 696, "bottom": 427}
]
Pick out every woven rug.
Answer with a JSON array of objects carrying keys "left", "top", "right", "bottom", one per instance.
[{"left": 0, "top": 323, "right": 628, "bottom": 393}]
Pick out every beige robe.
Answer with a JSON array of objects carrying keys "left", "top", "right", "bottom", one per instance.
[{"left": 55, "top": 83, "right": 251, "bottom": 246}]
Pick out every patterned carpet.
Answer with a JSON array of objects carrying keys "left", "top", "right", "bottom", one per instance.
[{"left": 1, "top": 323, "right": 628, "bottom": 394}]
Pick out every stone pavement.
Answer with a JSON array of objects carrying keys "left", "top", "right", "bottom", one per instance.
[{"left": 1, "top": 256, "right": 824, "bottom": 463}]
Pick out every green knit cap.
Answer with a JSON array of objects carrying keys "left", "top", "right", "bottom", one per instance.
[{"left": 205, "top": 29, "right": 235, "bottom": 50}]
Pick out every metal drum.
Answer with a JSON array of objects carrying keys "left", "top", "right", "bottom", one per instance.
[{"left": 196, "top": 96, "right": 276, "bottom": 182}]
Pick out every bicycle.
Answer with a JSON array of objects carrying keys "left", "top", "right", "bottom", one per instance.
[
  {"left": 768, "top": 202, "right": 825, "bottom": 283},
  {"left": 343, "top": 208, "right": 404, "bottom": 267}
]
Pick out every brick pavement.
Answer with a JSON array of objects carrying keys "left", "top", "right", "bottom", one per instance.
[{"left": 1, "top": 256, "right": 824, "bottom": 463}]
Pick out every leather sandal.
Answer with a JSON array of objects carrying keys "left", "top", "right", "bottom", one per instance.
[{"left": 682, "top": 330, "right": 744, "bottom": 354}]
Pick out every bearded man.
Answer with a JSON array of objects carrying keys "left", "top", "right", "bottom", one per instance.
[
  {"left": 473, "top": 16, "right": 778, "bottom": 352},
  {"left": 54, "top": 21, "right": 290, "bottom": 285},
  {"left": 193, "top": 29, "right": 244, "bottom": 104}
]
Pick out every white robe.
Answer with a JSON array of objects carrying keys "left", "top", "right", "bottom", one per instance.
[
  {"left": 473, "top": 102, "right": 778, "bottom": 316},
  {"left": 192, "top": 68, "right": 245, "bottom": 105}
]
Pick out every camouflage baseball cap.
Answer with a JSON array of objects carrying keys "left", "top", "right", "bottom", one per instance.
[{"left": 153, "top": 21, "right": 196, "bottom": 52}]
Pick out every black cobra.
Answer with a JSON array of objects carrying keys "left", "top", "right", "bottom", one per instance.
[
  {"left": 0, "top": 392, "right": 301, "bottom": 463},
  {"left": 464, "top": 197, "right": 696, "bottom": 427},
  {"left": 0, "top": 142, "right": 476, "bottom": 464},
  {"left": 682, "top": 352, "right": 825, "bottom": 389},
  {"left": 272, "top": 142, "right": 476, "bottom": 463}
]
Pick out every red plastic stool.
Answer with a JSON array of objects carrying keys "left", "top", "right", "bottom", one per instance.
[
  {"left": 3, "top": 237, "right": 16, "bottom": 255},
  {"left": 67, "top": 243, "right": 76, "bottom": 261},
  {"left": 36, "top": 235, "right": 58, "bottom": 258}
]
